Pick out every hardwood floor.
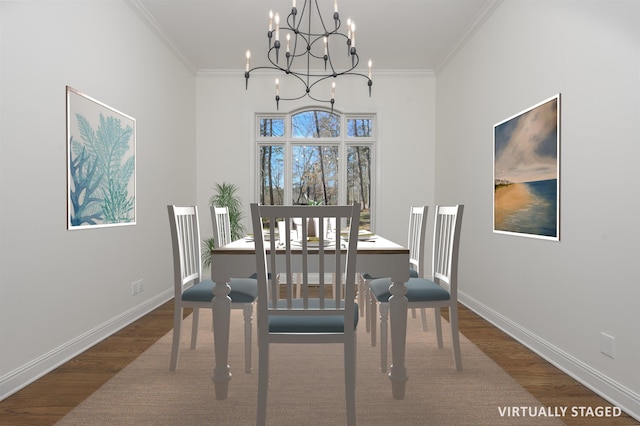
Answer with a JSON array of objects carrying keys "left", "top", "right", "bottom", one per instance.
[{"left": 0, "top": 300, "right": 637, "bottom": 425}]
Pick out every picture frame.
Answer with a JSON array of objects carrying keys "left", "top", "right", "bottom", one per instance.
[
  {"left": 66, "top": 86, "right": 136, "bottom": 230},
  {"left": 493, "top": 94, "right": 560, "bottom": 240}
]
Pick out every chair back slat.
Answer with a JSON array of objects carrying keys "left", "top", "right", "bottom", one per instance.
[
  {"left": 432, "top": 205, "right": 464, "bottom": 297},
  {"left": 407, "top": 206, "right": 428, "bottom": 277},
  {"left": 211, "top": 206, "right": 233, "bottom": 247},
  {"left": 168, "top": 205, "right": 203, "bottom": 290},
  {"left": 251, "top": 204, "right": 360, "bottom": 329}
]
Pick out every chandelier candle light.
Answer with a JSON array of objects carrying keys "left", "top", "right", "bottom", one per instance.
[{"left": 244, "top": 0, "right": 373, "bottom": 111}]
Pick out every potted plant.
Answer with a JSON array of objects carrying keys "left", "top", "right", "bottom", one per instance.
[{"left": 201, "top": 182, "right": 246, "bottom": 268}]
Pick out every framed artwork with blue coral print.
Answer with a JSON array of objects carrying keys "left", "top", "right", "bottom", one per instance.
[{"left": 66, "top": 86, "right": 136, "bottom": 230}]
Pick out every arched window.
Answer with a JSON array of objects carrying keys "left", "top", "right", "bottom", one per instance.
[{"left": 256, "top": 108, "right": 375, "bottom": 230}]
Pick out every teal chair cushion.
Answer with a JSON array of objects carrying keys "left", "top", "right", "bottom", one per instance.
[
  {"left": 268, "top": 299, "right": 359, "bottom": 333},
  {"left": 182, "top": 278, "right": 258, "bottom": 304},
  {"left": 369, "top": 277, "right": 450, "bottom": 303},
  {"left": 362, "top": 268, "right": 419, "bottom": 281}
]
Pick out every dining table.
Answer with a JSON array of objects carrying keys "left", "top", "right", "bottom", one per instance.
[{"left": 209, "top": 233, "right": 411, "bottom": 401}]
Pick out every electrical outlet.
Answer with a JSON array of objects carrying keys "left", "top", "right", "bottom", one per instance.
[
  {"left": 600, "top": 332, "right": 615, "bottom": 358},
  {"left": 138, "top": 279, "right": 144, "bottom": 293},
  {"left": 131, "top": 281, "right": 138, "bottom": 295}
]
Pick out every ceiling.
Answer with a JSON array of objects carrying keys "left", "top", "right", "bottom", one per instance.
[{"left": 132, "top": 0, "right": 497, "bottom": 74}]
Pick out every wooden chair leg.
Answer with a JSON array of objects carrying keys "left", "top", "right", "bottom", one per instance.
[
  {"left": 434, "top": 307, "right": 444, "bottom": 349},
  {"left": 169, "top": 306, "right": 182, "bottom": 371},
  {"left": 190, "top": 307, "right": 199, "bottom": 349},
  {"left": 358, "top": 276, "right": 366, "bottom": 318},
  {"left": 344, "top": 333, "right": 357, "bottom": 426},
  {"left": 450, "top": 305, "right": 463, "bottom": 371},
  {"left": 369, "top": 293, "right": 377, "bottom": 347},
  {"left": 380, "top": 302, "right": 389, "bottom": 373},
  {"left": 420, "top": 308, "right": 428, "bottom": 331},
  {"left": 256, "top": 341, "right": 269, "bottom": 426},
  {"left": 243, "top": 303, "right": 253, "bottom": 373},
  {"left": 364, "top": 279, "right": 371, "bottom": 332}
]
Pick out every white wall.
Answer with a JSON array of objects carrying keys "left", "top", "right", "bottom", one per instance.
[
  {"left": 436, "top": 0, "right": 640, "bottom": 418},
  {"left": 0, "top": 1, "right": 196, "bottom": 399},
  {"left": 195, "top": 70, "right": 436, "bottom": 251}
]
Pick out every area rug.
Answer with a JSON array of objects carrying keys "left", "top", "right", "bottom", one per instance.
[{"left": 57, "top": 308, "right": 562, "bottom": 425}]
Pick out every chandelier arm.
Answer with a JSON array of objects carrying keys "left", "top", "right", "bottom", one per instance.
[
  {"left": 285, "top": 0, "right": 307, "bottom": 32},
  {"left": 266, "top": 46, "right": 293, "bottom": 72},
  {"left": 246, "top": 65, "right": 313, "bottom": 91},
  {"left": 304, "top": 72, "right": 370, "bottom": 94},
  {"left": 283, "top": 50, "right": 358, "bottom": 78},
  {"left": 305, "top": 73, "right": 334, "bottom": 92},
  {"left": 247, "top": 65, "right": 288, "bottom": 73},
  {"left": 277, "top": 91, "right": 311, "bottom": 102},
  {"left": 312, "top": 0, "right": 328, "bottom": 34},
  {"left": 290, "top": 1, "right": 333, "bottom": 38},
  {"left": 307, "top": 91, "right": 335, "bottom": 113},
  {"left": 307, "top": 93, "right": 333, "bottom": 104},
  {"left": 284, "top": 69, "right": 313, "bottom": 93},
  {"left": 246, "top": 67, "right": 370, "bottom": 91},
  {"left": 324, "top": 39, "right": 358, "bottom": 76},
  {"left": 287, "top": 31, "right": 310, "bottom": 74}
]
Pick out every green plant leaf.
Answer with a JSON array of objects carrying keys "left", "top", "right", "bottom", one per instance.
[{"left": 209, "top": 182, "right": 246, "bottom": 240}]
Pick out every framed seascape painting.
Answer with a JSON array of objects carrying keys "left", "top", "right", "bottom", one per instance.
[
  {"left": 493, "top": 94, "right": 560, "bottom": 240},
  {"left": 66, "top": 86, "right": 136, "bottom": 230}
]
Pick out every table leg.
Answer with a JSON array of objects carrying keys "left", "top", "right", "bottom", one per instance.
[
  {"left": 211, "top": 280, "right": 232, "bottom": 400},
  {"left": 388, "top": 277, "right": 408, "bottom": 400}
]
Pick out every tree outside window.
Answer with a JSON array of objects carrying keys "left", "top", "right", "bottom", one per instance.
[{"left": 257, "top": 110, "right": 374, "bottom": 230}]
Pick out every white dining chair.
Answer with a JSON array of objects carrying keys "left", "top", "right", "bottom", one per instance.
[
  {"left": 362, "top": 206, "right": 428, "bottom": 336},
  {"left": 369, "top": 205, "right": 464, "bottom": 372},
  {"left": 250, "top": 203, "right": 361, "bottom": 426},
  {"left": 210, "top": 205, "right": 233, "bottom": 247},
  {"left": 168, "top": 205, "right": 257, "bottom": 373},
  {"left": 214, "top": 204, "right": 280, "bottom": 294}
]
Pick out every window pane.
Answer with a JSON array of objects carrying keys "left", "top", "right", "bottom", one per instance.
[
  {"left": 347, "top": 118, "right": 372, "bottom": 137},
  {"left": 347, "top": 146, "right": 372, "bottom": 230},
  {"left": 259, "top": 118, "right": 284, "bottom": 137},
  {"left": 292, "top": 145, "right": 339, "bottom": 205},
  {"left": 259, "top": 145, "right": 285, "bottom": 205},
  {"left": 292, "top": 111, "right": 340, "bottom": 138}
]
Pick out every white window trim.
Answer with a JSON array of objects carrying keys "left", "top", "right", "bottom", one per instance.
[{"left": 254, "top": 108, "right": 376, "bottom": 230}]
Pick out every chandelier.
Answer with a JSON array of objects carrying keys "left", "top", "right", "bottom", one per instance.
[{"left": 244, "top": 0, "right": 372, "bottom": 111}]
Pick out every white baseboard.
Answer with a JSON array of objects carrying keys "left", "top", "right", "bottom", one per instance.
[
  {"left": 0, "top": 289, "right": 173, "bottom": 401},
  {"left": 458, "top": 291, "right": 640, "bottom": 422}
]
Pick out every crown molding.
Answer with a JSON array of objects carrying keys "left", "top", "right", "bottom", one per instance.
[
  {"left": 124, "top": 0, "right": 198, "bottom": 76},
  {"left": 435, "top": 0, "right": 503, "bottom": 75},
  {"left": 197, "top": 69, "right": 435, "bottom": 78}
]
